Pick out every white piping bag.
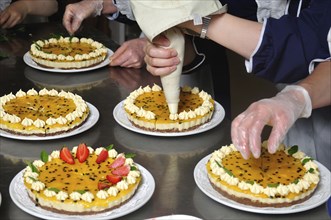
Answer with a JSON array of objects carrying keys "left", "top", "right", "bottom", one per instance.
[{"left": 161, "top": 27, "right": 185, "bottom": 114}]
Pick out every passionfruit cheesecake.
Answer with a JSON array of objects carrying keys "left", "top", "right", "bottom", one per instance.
[
  {"left": 29, "top": 36, "right": 108, "bottom": 69},
  {"left": 207, "top": 142, "right": 320, "bottom": 207},
  {"left": 0, "top": 88, "right": 89, "bottom": 136},
  {"left": 124, "top": 84, "right": 214, "bottom": 132},
  {"left": 23, "top": 143, "right": 141, "bottom": 215}
]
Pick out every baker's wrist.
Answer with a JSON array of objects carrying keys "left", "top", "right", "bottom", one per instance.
[{"left": 93, "top": 0, "right": 104, "bottom": 17}]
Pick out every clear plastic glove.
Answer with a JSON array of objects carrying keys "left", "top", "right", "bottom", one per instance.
[
  {"left": 231, "top": 85, "right": 312, "bottom": 159},
  {"left": 62, "top": 0, "right": 103, "bottom": 35},
  {"left": 110, "top": 38, "right": 147, "bottom": 68}
]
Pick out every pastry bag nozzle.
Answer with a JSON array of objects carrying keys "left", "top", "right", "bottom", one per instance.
[{"left": 160, "top": 27, "right": 185, "bottom": 115}]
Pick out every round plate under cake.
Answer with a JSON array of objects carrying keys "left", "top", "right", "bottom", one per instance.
[
  {"left": 23, "top": 48, "right": 113, "bottom": 73},
  {"left": 10, "top": 165, "right": 155, "bottom": 219},
  {"left": 194, "top": 154, "right": 330, "bottom": 214}
]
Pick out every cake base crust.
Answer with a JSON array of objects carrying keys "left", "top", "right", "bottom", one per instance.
[
  {"left": 26, "top": 183, "right": 139, "bottom": 215},
  {"left": 0, "top": 115, "right": 88, "bottom": 136},
  {"left": 209, "top": 179, "right": 314, "bottom": 208},
  {"left": 127, "top": 117, "right": 212, "bottom": 133}
]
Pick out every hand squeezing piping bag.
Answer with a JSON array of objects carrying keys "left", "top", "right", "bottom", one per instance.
[{"left": 161, "top": 27, "right": 185, "bottom": 114}]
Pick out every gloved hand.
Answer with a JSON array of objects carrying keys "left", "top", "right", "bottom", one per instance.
[
  {"left": 62, "top": 0, "right": 103, "bottom": 35},
  {"left": 231, "top": 85, "right": 312, "bottom": 159}
]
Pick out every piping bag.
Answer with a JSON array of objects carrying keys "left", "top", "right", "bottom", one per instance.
[
  {"left": 130, "top": 0, "right": 226, "bottom": 114},
  {"left": 160, "top": 28, "right": 185, "bottom": 114}
]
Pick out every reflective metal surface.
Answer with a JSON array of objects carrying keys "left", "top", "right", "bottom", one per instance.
[{"left": 0, "top": 22, "right": 329, "bottom": 220}]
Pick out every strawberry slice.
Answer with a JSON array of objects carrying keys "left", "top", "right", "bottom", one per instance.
[
  {"left": 98, "top": 182, "right": 111, "bottom": 190},
  {"left": 76, "top": 143, "right": 89, "bottom": 163},
  {"left": 109, "top": 156, "right": 125, "bottom": 169},
  {"left": 112, "top": 164, "right": 130, "bottom": 176},
  {"left": 106, "top": 174, "right": 122, "bottom": 184},
  {"left": 96, "top": 149, "right": 108, "bottom": 164},
  {"left": 60, "top": 147, "right": 75, "bottom": 164}
]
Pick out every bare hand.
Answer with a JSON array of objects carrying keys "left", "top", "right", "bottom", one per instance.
[
  {"left": 0, "top": 2, "right": 27, "bottom": 29},
  {"left": 144, "top": 34, "right": 180, "bottom": 76},
  {"left": 109, "top": 38, "right": 147, "bottom": 68}
]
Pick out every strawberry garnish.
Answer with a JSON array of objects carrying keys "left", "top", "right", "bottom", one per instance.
[
  {"left": 96, "top": 149, "right": 108, "bottom": 164},
  {"left": 60, "top": 147, "right": 75, "bottom": 164},
  {"left": 112, "top": 164, "right": 130, "bottom": 176},
  {"left": 109, "top": 156, "right": 125, "bottom": 169},
  {"left": 106, "top": 174, "right": 122, "bottom": 184},
  {"left": 76, "top": 143, "right": 89, "bottom": 163},
  {"left": 98, "top": 182, "right": 111, "bottom": 190}
]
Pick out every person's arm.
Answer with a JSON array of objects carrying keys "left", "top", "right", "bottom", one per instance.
[
  {"left": 12, "top": 0, "right": 58, "bottom": 16},
  {"left": 63, "top": 0, "right": 117, "bottom": 36},
  {"left": 0, "top": 0, "right": 58, "bottom": 28},
  {"left": 180, "top": 13, "right": 261, "bottom": 60},
  {"left": 143, "top": 13, "right": 262, "bottom": 76},
  {"left": 231, "top": 61, "right": 331, "bottom": 159},
  {"left": 298, "top": 61, "right": 331, "bottom": 109}
]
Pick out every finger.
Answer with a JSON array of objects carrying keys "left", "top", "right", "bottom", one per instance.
[
  {"left": 70, "top": 17, "right": 82, "bottom": 35},
  {"left": 145, "top": 43, "right": 178, "bottom": 59},
  {"left": 231, "top": 114, "right": 251, "bottom": 159},
  {"left": 248, "top": 117, "right": 269, "bottom": 158},
  {"left": 146, "top": 65, "right": 177, "bottom": 76},
  {"left": 236, "top": 125, "right": 251, "bottom": 159},
  {"left": 120, "top": 59, "right": 142, "bottom": 68},
  {"left": 231, "top": 114, "right": 243, "bottom": 148},
  {"left": 110, "top": 46, "right": 126, "bottom": 61},
  {"left": 267, "top": 121, "right": 290, "bottom": 154},
  {"left": 0, "top": 12, "right": 9, "bottom": 25},
  {"left": 110, "top": 45, "right": 133, "bottom": 66},
  {"left": 62, "top": 16, "right": 74, "bottom": 35},
  {"left": 3, "top": 15, "right": 17, "bottom": 29}
]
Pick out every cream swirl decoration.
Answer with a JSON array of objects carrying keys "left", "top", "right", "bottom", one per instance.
[
  {"left": 30, "top": 37, "right": 107, "bottom": 62},
  {"left": 0, "top": 88, "right": 88, "bottom": 127}
]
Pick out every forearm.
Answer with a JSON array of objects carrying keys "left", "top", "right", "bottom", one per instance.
[
  {"left": 181, "top": 13, "right": 262, "bottom": 59},
  {"left": 19, "top": 0, "right": 58, "bottom": 16},
  {"left": 297, "top": 61, "right": 331, "bottom": 109}
]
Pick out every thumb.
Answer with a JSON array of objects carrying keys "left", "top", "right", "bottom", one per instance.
[{"left": 267, "top": 123, "right": 289, "bottom": 154}]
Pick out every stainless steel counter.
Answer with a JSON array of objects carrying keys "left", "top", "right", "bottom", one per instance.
[{"left": 0, "top": 22, "right": 329, "bottom": 220}]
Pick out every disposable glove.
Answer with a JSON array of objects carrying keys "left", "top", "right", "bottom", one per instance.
[
  {"left": 231, "top": 85, "right": 312, "bottom": 159},
  {"left": 63, "top": 0, "right": 103, "bottom": 35},
  {"left": 111, "top": 0, "right": 134, "bottom": 20}
]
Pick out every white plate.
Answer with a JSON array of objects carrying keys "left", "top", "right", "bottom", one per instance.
[
  {"left": 113, "top": 100, "right": 225, "bottom": 137},
  {"left": 23, "top": 49, "right": 113, "bottom": 73},
  {"left": 9, "top": 164, "right": 155, "bottom": 220},
  {"left": 0, "top": 102, "right": 99, "bottom": 141},
  {"left": 146, "top": 214, "right": 202, "bottom": 220},
  {"left": 194, "top": 154, "right": 331, "bottom": 214}
]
